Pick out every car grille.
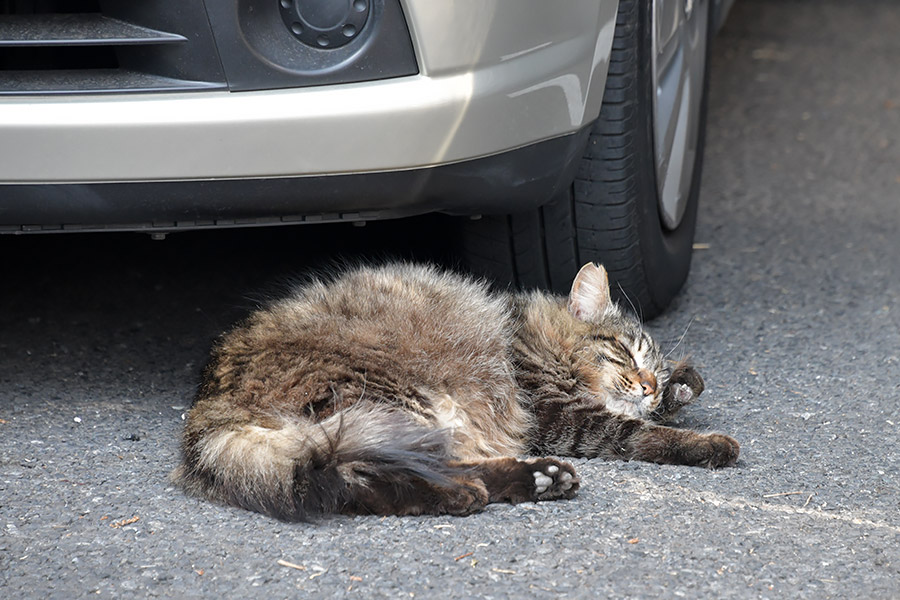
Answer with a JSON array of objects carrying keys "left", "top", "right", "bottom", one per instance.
[
  {"left": 0, "top": 0, "right": 418, "bottom": 95},
  {"left": 0, "top": 0, "right": 226, "bottom": 94}
]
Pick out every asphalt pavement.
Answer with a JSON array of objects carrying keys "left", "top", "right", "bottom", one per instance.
[{"left": 2, "top": 1, "right": 900, "bottom": 598}]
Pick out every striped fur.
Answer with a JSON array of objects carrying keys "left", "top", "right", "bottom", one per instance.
[{"left": 173, "top": 263, "right": 738, "bottom": 520}]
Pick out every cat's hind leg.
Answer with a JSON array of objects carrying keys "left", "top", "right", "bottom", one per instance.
[
  {"left": 176, "top": 400, "right": 495, "bottom": 519},
  {"left": 176, "top": 399, "right": 577, "bottom": 518},
  {"left": 453, "top": 457, "right": 580, "bottom": 504},
  {"left": 349, "top": 457, "right": 579, "bottom": 514},
  {"left": 344, "top": 472, "right": 490, "bottom": 517}
]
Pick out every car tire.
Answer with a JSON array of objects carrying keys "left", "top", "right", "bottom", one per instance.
[{"left": 459, "top": 0, "right": 712, "bottom": 320}]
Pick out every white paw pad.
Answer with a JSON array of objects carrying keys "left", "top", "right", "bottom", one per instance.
[
  {"left": 532, "top": 466, "right": 575, "bottom": 494},
  {"left": 672, "top": 383, "right": 693, "bottom": 405},
  {"left": 533, "top": 472, "right": 553, "bottom": 493}
]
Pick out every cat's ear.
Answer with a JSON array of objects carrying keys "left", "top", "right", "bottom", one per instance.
[{"left": 568, "top": 263, "right": 611, "bottom": 321}]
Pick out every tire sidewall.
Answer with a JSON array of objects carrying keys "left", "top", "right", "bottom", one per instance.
[{"left": 633, "top": 0, "right": 712, "bottom": 313}]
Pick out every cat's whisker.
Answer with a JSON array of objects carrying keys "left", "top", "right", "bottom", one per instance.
[
  {"left": 665, "top": 316, "right": 695, "bottom": 361},
  {"left": 615, "top": 281, "right": 642, "bottom": 322}
]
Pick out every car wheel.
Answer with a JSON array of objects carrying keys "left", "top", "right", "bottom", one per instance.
[{"left": 460, "top": 0, "right": 712, "bottom": 319}]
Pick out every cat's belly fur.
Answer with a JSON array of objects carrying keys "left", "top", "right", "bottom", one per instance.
[
  {"left": 214, "top": 264, "right": 533, "bottom": 461},
  {"left": 416, "top": 390, "right": 531, "bottom": 460}
]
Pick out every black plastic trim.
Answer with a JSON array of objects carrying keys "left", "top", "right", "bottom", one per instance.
[
  {"left": 204, "top": 0, "right": 418, "bottom": 91},
  {"left": 0, "top": 69, "right": 225, "bottom": 94},
  {"left": 0, "top": 14, "right": 186, "bottom": 46},
  {"left": 0, "top": 2, "right": 226, "bottom": 94},
  {"left": 0, "top": 127, "right": 591, "bottom": 234},
  {"left": 0, "top": 0, "right": 417, "bottom": 94},
  {"left": 279, "top": 0, "right": 370, "bottom": 49}
]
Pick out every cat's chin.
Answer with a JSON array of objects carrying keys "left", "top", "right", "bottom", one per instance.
[{"left": 603, "top": 395, "right": 657, "bottom": 419}]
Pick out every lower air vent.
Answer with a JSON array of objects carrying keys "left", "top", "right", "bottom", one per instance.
[
  {"left": 0, "top": 0, "right": 418, "bottom": 94},
  {"left": 0, "top": 0, "right": 226, "bottom": 94}
]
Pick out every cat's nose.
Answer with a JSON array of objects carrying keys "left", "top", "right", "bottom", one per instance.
[{"left": 637, "top": 369, "right": 657, "bottom": 396}]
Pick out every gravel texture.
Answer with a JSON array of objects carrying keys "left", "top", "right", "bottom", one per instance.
[{"left": 2, "top": 1, "right": 900, "bottom": 598}]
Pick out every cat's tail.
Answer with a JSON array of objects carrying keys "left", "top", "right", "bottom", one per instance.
[{"left": 171, "top": 402, "right": 472, "bottom": 521}]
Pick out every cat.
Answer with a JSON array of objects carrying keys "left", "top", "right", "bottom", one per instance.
[{"left": 172, "top": 262, "right": 739, "bottom": 520}]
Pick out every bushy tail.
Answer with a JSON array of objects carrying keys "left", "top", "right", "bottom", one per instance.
[{"left": 172, "top": 403, "right": 461, "bottom": 521}]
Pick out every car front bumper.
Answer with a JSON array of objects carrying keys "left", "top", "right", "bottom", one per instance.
[
  {"left": 0, "top": 0, "right": 618, "bottom": 185},
  {"left": 0, "top": 125, "right": 591, "bottom": 234}
]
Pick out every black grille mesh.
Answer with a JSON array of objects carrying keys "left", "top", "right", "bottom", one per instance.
[{"left": 0, "top": 0, "right": 226, "bottom": 94}]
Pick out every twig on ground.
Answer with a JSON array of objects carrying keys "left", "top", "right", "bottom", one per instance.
[{"left": 277, "top": 559, "right": 307, "bottom": 571}]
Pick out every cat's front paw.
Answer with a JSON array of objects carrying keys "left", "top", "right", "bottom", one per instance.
[
  {"left": 652, "top": 382, "right": 697, "bottom": 422},
  {"left": 667, "top": 365, "right": 705, "bottom": 398},
  {"left": 528, "top": 458, "right": 579, "bottom": 500},
  {"left": 701, "top": 433, "right": 740, "bottom": 468},
  {"left": 654, "top": 366, "right": 705, "bottom": 421},
  {"left": 668, "top": 383, "right": 695, "bottom": 409}
]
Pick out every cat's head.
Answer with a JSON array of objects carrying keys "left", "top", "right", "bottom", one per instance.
[{"left": 567, "top": 263, "right": 668, "bottom": 418}]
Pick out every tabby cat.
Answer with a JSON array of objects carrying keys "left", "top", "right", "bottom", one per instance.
[{"left": 173, "top": 262, "right": 738, "bottom": 519}]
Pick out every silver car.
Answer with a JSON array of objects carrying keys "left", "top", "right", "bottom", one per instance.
[{"left": 0, "top": 0, "right": 732, "bottom": 317}]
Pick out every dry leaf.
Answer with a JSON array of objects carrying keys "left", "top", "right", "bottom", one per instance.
[{"left": 110, "top": 516, "right": 139, "bottom": 529}]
